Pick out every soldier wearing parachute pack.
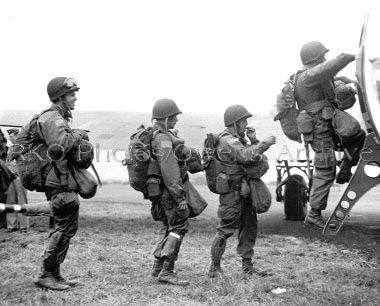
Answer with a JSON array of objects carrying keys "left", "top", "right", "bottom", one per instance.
[
  {"left": 277, "top": 41, "right": 366, "bottom": 228},
  {"left": 206, "top": 105, "right": 276, "bottom": 278},
  {"left": 6, "top": 77, "right": 96, "bottom": 290},
  {"left": 126, "top": 98, "right": 205, "bottom": 286}
]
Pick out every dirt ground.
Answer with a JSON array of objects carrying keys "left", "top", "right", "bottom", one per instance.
[
  {"left": 0, "top": 183, "right": 379, "bottom": 305},
  {"left": 26, "top": 183, "right": 380, "bottom": 258}
]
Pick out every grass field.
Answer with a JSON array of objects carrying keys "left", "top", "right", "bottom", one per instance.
[{"left": 1, "top": 184, "right": 379, "bottom": 306}]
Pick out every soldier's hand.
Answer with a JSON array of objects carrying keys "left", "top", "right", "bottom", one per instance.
[
  {"left": 177, "top": 200, "right": 188, "bottom": 211},
  {"left": 246, "top": 126, "right": 256, "bottom": 140},
  {"left": 262, "top": 136, "right": 276, "bottom": 146},
  {"left": 335, "top": 76, "right": 354, "bottom": 84}
]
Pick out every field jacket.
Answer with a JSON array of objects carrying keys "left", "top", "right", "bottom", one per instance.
[
  {"left": 217, "top": 128, "right": 270, "bottom": 169},
  {"left": 36, "top": 105, "right": 82, "bottom": 190},
  {"left": 151, "top": 123, "right": 185, "bottom": 205},
  {"left": 295, "top": 53, "right": 355, "bottom": 112}
]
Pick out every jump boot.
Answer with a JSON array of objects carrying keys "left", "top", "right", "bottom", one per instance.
[
  {"left": 35, "top": 263, "right": 70, "bottom": 291},
  {"left": 208, "top": 259, "right": 223, "bottom": 278},
  {"left": 53, "top": 265, "right": 78, "bottom": 287},
  {"left": 208, "top": 235, "right": 226, "bottom": 278},
  {"left": 336, "top": 159, "right": 353, "bottom": 184},
  {"left": 304, "top": 208, "right": 325, "bottom": 228},
  {"left": 157, "top": 258, "right": 189, "bottom": 286},
  {"left": 242, "top": 258, "right": 270, "bottom": 276},
  {"left": 151, "top": 257, "right": 165, "bottom": 277}
]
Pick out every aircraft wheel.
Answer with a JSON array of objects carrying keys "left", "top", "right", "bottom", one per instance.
[{"left": 284, "top": 174, "right": 307, "bottom": 221}]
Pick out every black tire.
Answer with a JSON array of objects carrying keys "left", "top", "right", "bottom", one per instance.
[{"left": 284, "top": 174, "right": 307, "bottom": 221}]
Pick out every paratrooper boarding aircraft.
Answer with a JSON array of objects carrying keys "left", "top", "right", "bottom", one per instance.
[{"left": 323, "top": 14, "right": 380, "bottom": 234}]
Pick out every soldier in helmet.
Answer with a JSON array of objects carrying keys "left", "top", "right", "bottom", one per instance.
[
  {"left": 149, "top": 98, "right": 192, "bottom": 286},
  {"left": 32, "top": 77, "right": 87, "bottom": 290},
  {"left": 0, "top": 129, "right": 9, "bottom": 229},
  {"left": 296, "top": 41, "right": 366, "bottom": 228},
  {"left": 5, "top": 128, "right": 29, "bottom": 233},
  {"left": 208, "top": 105, "right": 276, "bottom": 278}
]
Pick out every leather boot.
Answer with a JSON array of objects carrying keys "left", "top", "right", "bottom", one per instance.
[
  {"left": 208, "top": 259, "right": 223, "bottom": 278},
  {"left": 151, "top": 257, "right": 165, "bottom": 277},
  {"left": 53, "top": 265, "right": 78, "bottom": 287},
  {"left": 157, "top": 260, "right": 189, "bottom": 286},
  {"left": 242, "top": 258, "right": 270, "bottom": 276},
  {"left": 304, "top": 208, "right": 325, "bottom": 228},
  {"left": 336, "top": 159, "right": 352, "bottom": 184},
  {"left": 35, "top": 265, "right": 70, "bottom": 291},
  {"left": 167, "top": 258, "right": 177, "bottom": 275}
]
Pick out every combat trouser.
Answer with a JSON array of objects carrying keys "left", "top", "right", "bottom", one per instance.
[
  {"left": 42, "top": 189, "right": 80, "bottom": 269},
  {"left": 153, "top": 188, "right": 189, "bottom": 261},
  {"left": 6, "top": 178, "right": 29, "bottom": 230},
  {"left": 309, "top": 111, "right": 365, "bottom": 211},
  {"left": 211, "top": 192, "right": 257, "bottom": 260}
]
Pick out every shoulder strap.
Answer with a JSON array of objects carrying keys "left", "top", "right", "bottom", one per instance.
[
  {"left": 34, "top": 108, "right": 54, "bottom": 121},
  {"left": 218, "top": 131, "right": 230, "bottom": 139},
  {"left": 292, "top": 70, "right": 306, "bottom": 107},
  {"left": 29, "top": 108, "right": 54, "bottom": 144}
]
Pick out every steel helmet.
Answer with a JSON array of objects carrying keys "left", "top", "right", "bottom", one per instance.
[
  {"left": 300, "top": 41, "right": 329, "bottom": 65},
  {"left": 47, "top": 77, "right": 80, "bottom": 101},
  {"left": 152, "top": 98, "right": 182, "bottom": 119},
  {"left": 224, "top": 105, "right": 252, "bottom": 127}
]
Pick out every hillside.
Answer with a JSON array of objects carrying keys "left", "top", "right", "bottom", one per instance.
[{"left": 0, "top": 110, "right": 302, "bottom": 160}]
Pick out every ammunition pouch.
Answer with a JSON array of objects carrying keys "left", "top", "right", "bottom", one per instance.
[
  {"left": 296, "top": 111, "right": 314, "bottom": 142},
  {"left": 147, "top": 177, "right": 163, "bottom": 200},
  {"left": 313, "top": 150, "right": 336, "bottom": 168},
  {"left": 215, "top": 172, "right": 230, "bottom": 194},
  {"left": 303, "top": 100, "right": 332, "bottom": 114},
  {"left": 147, "top": 159, "right": 163, "bottom": 200},
  {"left": 205, "top": 155, "right": 245, "bottom": 194}
]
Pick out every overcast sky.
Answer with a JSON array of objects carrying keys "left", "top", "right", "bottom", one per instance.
[{"left": 0, "top": 0, "right": 378, "bottom": 115}]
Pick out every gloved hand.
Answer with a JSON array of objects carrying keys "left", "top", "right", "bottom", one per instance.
[{"left": 177, "top": 200, "right": 188, "bottom": 211}]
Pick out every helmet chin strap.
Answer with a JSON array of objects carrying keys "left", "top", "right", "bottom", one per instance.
[
  {"left": 56, "top": 99, "right": 72, "bottom": 120},
  {"left": 165, "top": 117, "right": 169, "bottom": 133}
]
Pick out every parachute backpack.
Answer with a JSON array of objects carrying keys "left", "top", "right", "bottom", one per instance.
[
  {"left": 123, "top": 126, "right": 158, "bottom": 199},
  {"left": 274, "top": 72, "right": 302, "bottom": 143},
  {"left": 202, "top": 132, "right": 245, "bottom": 194},
  {"left": 202, "top": 133, "right": 221, "bottom": 193},
  {"left": 9, "top": 109, "right": 53, "bottom": 192}
]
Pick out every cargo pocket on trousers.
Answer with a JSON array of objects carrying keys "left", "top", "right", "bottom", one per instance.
[{"left": 51, "top": 192, "right": 79, "bottom": 212}]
